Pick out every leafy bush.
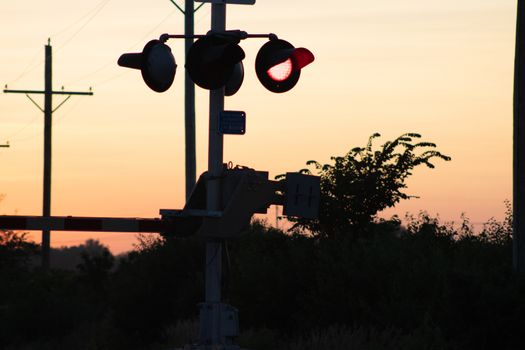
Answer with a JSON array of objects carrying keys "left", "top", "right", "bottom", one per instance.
[{"left": 288, "top": 133, "right": 450, "bottom": 237}]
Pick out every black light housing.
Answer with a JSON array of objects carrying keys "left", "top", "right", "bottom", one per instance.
[
  {"left": 255, "top": 39, "right": 314, "bottom": 93},
  {"left": 224, "top": 62, "right": 244, "bottom": 96},
  {"left": 186, "top": 35, "right": 245, "bottom": 91},
  {"left": 118, "top": 40, "right": 177, "bottom": 93}
]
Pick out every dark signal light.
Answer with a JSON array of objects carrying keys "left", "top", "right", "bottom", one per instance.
[
  {"left": 118, "top": 40, "right": 176, "bottom": 93},
  {"left": 186, "top": 35, "right": 245, "bottom": 91}
]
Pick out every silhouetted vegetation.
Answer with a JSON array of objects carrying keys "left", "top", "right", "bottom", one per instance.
[
  {"left": 287, "top": 133, "right": 451, "bottom": 237},
  {"left": 1, "top": 134, "right": 524, "bottom": 350}
]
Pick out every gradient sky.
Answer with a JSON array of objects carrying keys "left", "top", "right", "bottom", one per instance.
[{"left": 0, "top": 0, "right": 518, "bottom": 253}]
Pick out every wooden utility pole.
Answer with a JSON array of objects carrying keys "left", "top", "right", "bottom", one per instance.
[
  {"left": 3, "top": 39, "right": 93, "bottom": 270},
  {"left": 184, "top": 0, "right": 197, "bottom": 201},
  {"left": 515, "top": 1, "right": 525, "bottom": 273},
  {"left": 168, "top": 0, "right": 204, "bottom": 200}
]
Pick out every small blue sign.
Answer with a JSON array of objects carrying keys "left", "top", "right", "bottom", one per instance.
[{"left": 219, "top": 111, "right": 246, "bottom": 135}]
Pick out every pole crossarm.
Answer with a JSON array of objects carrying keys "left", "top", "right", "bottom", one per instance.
[
  {"left": 4, "top": 89, "right": 93, "bottom": 96},
  {"left": 0, "top": 215, "right": 165, "bottom": 233},
  {"left": 0, "top": 143, "right": 9, "bottom": 148}
]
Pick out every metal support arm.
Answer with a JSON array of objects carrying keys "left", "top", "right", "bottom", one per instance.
[{"left": 160, "top": 31, "right": 277, "bottom": 42}]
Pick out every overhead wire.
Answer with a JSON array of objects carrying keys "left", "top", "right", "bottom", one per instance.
[
  {"left": 92, "top": 72, "right": 129, "bottom": 88},
  {"left": 65, "top": 1, "right": 211, "bottom": 88},
  {"left": 2, "top": 115, "right": 41, "bottom": 141},
  {"left": 50, "top": 0, "right": 111, "bottom": 40},
  {"left": 5, "top": 0, "right": 111, "bottom": 87},
  {"left": 55, "top": 0, "right": 112, "bottom": 51},
  {"left": 4, "top": 96, "right": 85, "bottom": 144},
  {"left": 53, "top": 96, "right": 85, "bottom": 124},
  {"left": 3, "top": 1, "right": 204, "bottom": 144},
  {"left": 65, "top": 6, "right": 179, "bottom": 87},
  {"left": 3, "top": 2, "right": 111, "bottom": 144},
  {"left": 5, "top": 47, "right": 45, "bottom": 86},
  {"left": 195, "top": 4, "right": 211, "bottom": 26}
]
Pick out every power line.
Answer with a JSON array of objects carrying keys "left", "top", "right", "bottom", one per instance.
[
  {"left": 56, "top": 0, "right": 112, "bottom": 51},
  {"left": 2, "top": 115, "right": 41, "bottom": 141},
  {"left": 51, "top": 0, "right": 111, "bottom": 39},
  {"left": 65, "top": 7, "right": 178, "bottom": 87},
  {"left": 66, "top": 2, "right": 208, "bottom": 88},
  {"left": 2, "top": 90, "right": 89, "bottom": 143},
  {"left": 6, "top": 1, "right": 111, "bottom": 86},
  {"left": 91, "top": 71, "right": 129, "bottom": 88},
  {"left": 6, "top": 47, "right": 45, "bottom": 86}
]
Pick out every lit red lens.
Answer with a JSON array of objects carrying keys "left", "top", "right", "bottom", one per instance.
[{"left": 266, "top": 58, "right": 292, "bottom": 82}]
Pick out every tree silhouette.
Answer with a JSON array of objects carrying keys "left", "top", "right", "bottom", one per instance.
[{"left": 289, "top": 133, "right": 451, "bottom": 237}]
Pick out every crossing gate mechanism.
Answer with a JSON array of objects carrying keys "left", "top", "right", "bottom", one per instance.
[
  {"left": 163, "top": 166, "right": 320, "bottom": 238},
  {"left": 0, "top": 166, "right": 320, "bottom": 238}
]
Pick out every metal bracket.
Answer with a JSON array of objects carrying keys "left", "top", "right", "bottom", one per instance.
[{"left": 159, "top": 30, "right": 277, "bottom": 43}]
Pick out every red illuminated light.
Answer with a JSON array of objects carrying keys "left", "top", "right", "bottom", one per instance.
[{"left": 266, "top": 58, "right": 293, "bottom": 82}]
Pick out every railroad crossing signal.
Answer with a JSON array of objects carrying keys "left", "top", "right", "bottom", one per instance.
[{"left": 118, "top": 33, "right": 314, "bottom": 95}]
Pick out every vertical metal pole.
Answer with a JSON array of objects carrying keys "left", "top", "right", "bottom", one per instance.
[
  {"left": 515, "top": 1, "right": 525, "bottom": 273},
  {"left": 185, "top": 0, "right": 196, "bottom": 200},
  {"left": 42, "top": 40, "right": 52, "bottom": 270},
  {"left": 200, "top": 3, "right": 226, "bottom": 346}
]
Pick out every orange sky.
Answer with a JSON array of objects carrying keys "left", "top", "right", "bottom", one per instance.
[{"left": 0, "top": 0, "right": 518, "bottom": 253}]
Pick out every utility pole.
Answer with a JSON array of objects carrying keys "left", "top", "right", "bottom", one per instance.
[
  {"left": 3, "top": 39, "right": 93, "bottom": 270},
  {"left": 169, "top": 0, "right": 204, "bottom": 200},
  {"left": 184, "top": 0, "right": 197, "bottom": 200},
  {"left": 0, "top": 142, "right": 9, "bottom": 148},
  {"left": 515, "top": 0, "right": 525, "bottom": 273}
]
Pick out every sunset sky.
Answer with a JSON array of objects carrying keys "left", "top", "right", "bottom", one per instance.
[{"left": 0, "top": 0, "right": 518, "bottom": 253}]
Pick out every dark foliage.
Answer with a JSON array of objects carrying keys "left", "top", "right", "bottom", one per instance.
[
  {"left": 107, "top": 235, "right": 204, "bottom": 348},
  {"left": 229, "top": 217, "right": 523, "bottom": 350},
  {"left": 0, "top": 229, "right": 38, "bottom": 271},
  {"left": 287, "top": 133, "right": 450, "bottom": 237},
  {"left": 1, "top": 215, "right": 523, "bottom": 349},
  {"left": 2, "top": 135, "right": 524, "bottom": 350},
  {"left": 0, "top": 237, "right": 113, "bottom": 348}
]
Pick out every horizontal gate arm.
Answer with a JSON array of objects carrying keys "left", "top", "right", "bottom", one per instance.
[{"left": 0, "top": 215, "right": 165, "bottom": 233}]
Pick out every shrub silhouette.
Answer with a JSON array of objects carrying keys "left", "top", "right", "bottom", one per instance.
[{"left": 287, "top": 133, "right": 450, "bottom": 237}]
